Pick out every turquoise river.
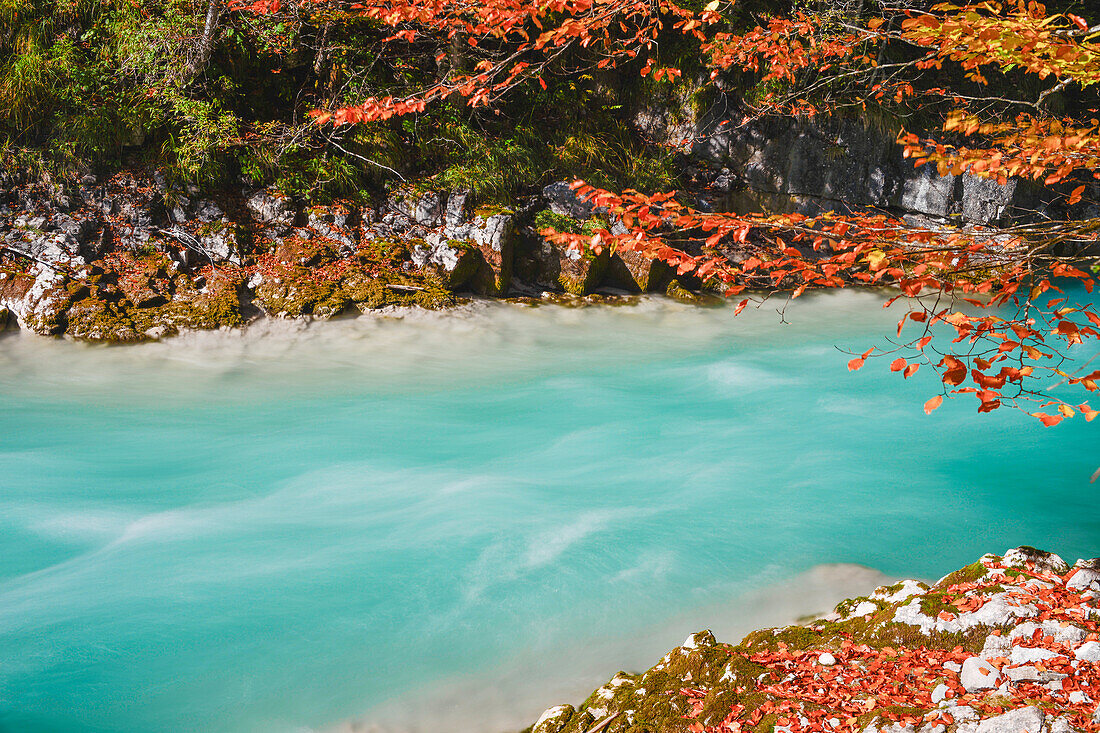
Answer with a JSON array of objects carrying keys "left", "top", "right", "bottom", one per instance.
[{"left": 0, "top": 291, "right": 1097, "bottom": 733}]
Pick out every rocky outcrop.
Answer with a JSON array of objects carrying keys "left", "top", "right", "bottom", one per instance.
[
  {"left": 691, "top": 115, "right": 1046, "bottom": 226},
  {"left": 523, "top": 547, "right": 1100, "bottom": 733},
  {"left": 0, "top": 170, "right": 690, "bottom": 342}
]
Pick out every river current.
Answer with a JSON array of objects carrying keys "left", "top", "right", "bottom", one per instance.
[{"left": 0, "top": 292, "right": 1096, "bottom": 733}]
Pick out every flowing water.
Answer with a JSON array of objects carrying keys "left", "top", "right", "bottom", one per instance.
[{"left": 0, "top": 292, "right": 1096, "bottom": 733}]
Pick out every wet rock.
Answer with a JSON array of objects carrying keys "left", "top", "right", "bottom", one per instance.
[{"left": 960, "top": 656, "right": 1000, "bottom": 691}]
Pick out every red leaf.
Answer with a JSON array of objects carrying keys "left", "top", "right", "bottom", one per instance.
[
  {"left": 890, "top": 358, "right": 907, "bottom": 372},
  {"left": 924, "top": 395, "right": 944, "bottom": 414},
  {"left": 1030, "top": 412, "right": 1064, "bottom": 427},
  {"left": 848, "top": 358, "right": 865, "bottom": 371}
]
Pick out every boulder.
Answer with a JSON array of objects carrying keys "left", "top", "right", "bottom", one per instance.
[
  {"left": 1001, "top": 547, "right": 1070, "bottom": 575},
  {"left": 410, "top": 236, "right": 482, "bottom": 290},
  {"left": 606, "top": 248, "right": 669, "bottom": 292},
  {"left": 532, "top": 704, "right": 575, "bottom": 733},
  {"left": 306, "top": 204, "right": 359, "bottom": 250},
  {"left": 524, "top": 240, "right": 609, "bottom": 295},
  {"left": 1067, "top": 558, "right": 1100, "bottom": 592},
  {"left": 973, "top": 707, "right": 1046, "bottom": 733},
  {"left": 246, "top": 187, "right": 295, "bottom": 235},
  {"left": 1075, "top": 641, "right": 1100, "bottom": 662},
  {"left": 960, "top": 656, "right": 1000, "bottom": 692},
  {"left": 449, "top": 210, "right": 515, "bottom": 295}
]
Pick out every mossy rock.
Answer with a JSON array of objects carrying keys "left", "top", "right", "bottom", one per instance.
[
  {"left": 606, "top": 249, "right": 671, "bottom": 293},
  {"left": 65, "top": 295, "right": 144, "bottom": 342},
  {"left": 255, "top": 269, "right": 351, "bottom": 318}
]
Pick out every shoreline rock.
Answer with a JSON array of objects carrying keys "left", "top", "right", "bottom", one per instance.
[
  {"left": 523, "top": 547, "right": 1100, "bottom": 733},
  {"left": 0, "top": 171, "right": 710, "bottom": 343}
]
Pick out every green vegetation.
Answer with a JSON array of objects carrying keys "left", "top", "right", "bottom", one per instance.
[{"left": 0, "top": 0, "right": 706, "bottom": 203}]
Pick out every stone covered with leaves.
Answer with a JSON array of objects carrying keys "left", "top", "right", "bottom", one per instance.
[{"left": 522, "top": 548, "right": 1100, "bottom": 733}]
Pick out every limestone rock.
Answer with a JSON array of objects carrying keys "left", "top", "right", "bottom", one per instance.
[
  {"left": 1002, "top": 547, "right": 1069, "bottom": 575},
  {"left": 532, "top": 704, "right": 575, "bottom": 733},
  {"left": 606, "top": 248, "right": 669, "bottom": 292},
  {"left": 931, "top": 684, "right": 949, "bottom": 704},
  {"left": 445, "top": 210, "right": 515, "bottom": 296},
  {"left": 1009, "top": 647, "right": 1063, "bottom": 666},
  {"left": 960, "top": 656, "right": 1000, "bottom": 692},
  {"left": 194, "top": 219, "right": 241, "bottom": 265},
  {"left": 246, "top": 187, "right": 295, "bottom": 234},
  {"left": 1067, "top": 559, "right": 1100, "bottom": 592},
  {"left": 524, "top": 240, "right": 609, "bottom": 295},
  {"left": 306, "top": 204, "right": 359, "bottom": 250},
  {"left": 542, "top": 181, "right": 598, "bottom": 220},
  {"left": 973, "top": 706, "right": 1046, "bottom": 733},
  {"left": 410, "top": 237, "right": 482, "bottom": 290},
  {"left": 1075, "top": 641, "right": 1100, "bottom": 662},
  {"left": 693, "top": 114, "right": 1040, "bottom": 225},
  {"left": 390, "top": 187, "right": 446, "bottom": 227}
]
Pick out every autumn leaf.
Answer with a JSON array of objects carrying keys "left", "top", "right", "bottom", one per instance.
[{"left": 924, "top": 395, "right": 944, "bottom": 414}]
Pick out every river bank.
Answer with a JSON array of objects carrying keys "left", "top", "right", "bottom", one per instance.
[{"left": 519, "top": 547, "right": 1100, "bottom": 733}]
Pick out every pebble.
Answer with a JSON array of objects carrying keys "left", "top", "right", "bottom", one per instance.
[
  {"left": 818, "top": 652, "right": 837, "bottom": 666},
  {"left": 931, "top": 683, "right": 949, "bottom": 704}
]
